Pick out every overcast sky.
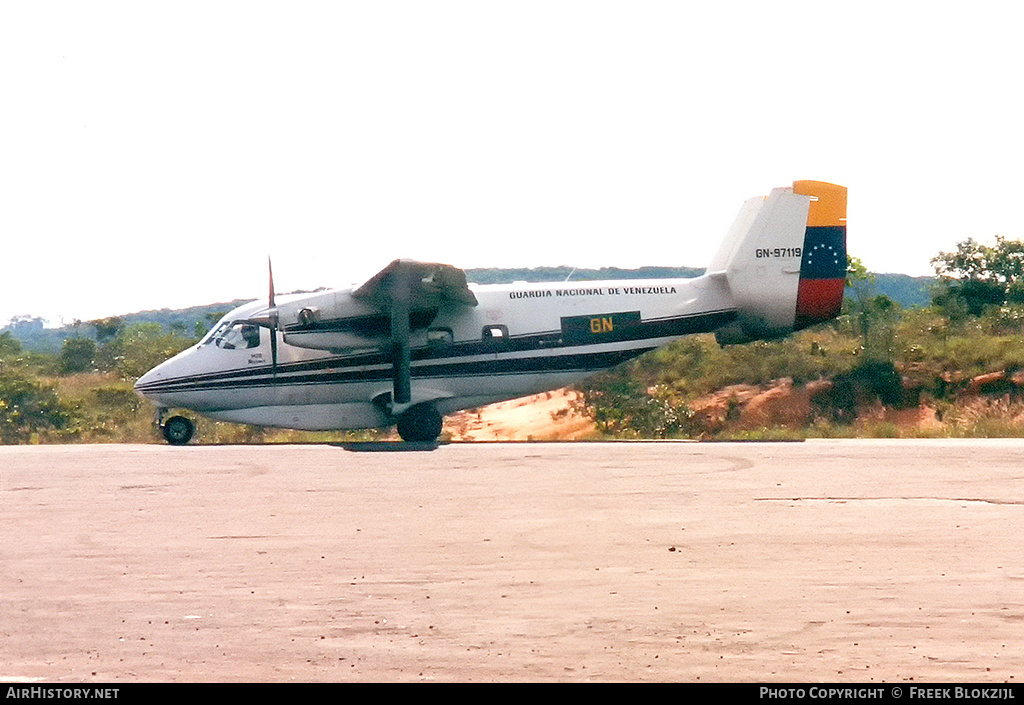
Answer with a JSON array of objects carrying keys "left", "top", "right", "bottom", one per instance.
[{"left": 4, "top": 1, "right": 1024, "bottom": 326}]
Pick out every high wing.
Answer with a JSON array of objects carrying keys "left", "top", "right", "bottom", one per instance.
[
  {"left": 352, "top": 259, "right": 479, "bottom": 309},
  {"left": 352, "top": 259, "right": 477, "bottom": 407},
  {"left": 274, "top": 259, "right": 478, "bottom": 409}
]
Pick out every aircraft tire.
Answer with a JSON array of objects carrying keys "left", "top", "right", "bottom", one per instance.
[
  {"left": 396, "top": 403, "right": 443, "bottom": 443},
  {"left": 162, "top": 415, "right": 195, "bottom": 445}
]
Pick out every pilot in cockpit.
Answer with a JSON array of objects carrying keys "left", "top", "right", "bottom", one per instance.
[{"left": 213, "top": 322, "right": 261, "bottom": 350}]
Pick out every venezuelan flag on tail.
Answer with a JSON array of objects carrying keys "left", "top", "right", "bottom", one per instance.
[{"left": 793, "top": 180, "right": 847, "bottom": 329}]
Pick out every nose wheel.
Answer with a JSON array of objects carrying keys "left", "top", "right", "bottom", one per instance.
[
  {"left": 395, "top": 403, "right": 443, "bottom": 443},
  {"left": 161, "top": 415, "right": 195, "bottom": 445}
]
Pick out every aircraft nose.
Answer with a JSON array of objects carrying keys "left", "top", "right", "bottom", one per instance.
[
  {"left": 134, "top": 367, "right": 157, "bottom": 392},
  {"left": 133, "top": 350, "right": 188, "bottom": 400},
  {"left": 133, "top": 345, "right": 202, "bottom": 404},
  {"left": 133, "top": 365, "right": 163, "bottom": 399}
]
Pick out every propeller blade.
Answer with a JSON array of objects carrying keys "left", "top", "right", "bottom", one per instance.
[
  {"left": 270, "top": 325, "right": 278, "bottom": 378},
  {"left": 268, "top": 256, "right": 276, "bottom": 309},
  {"left": 268, "top": 256, "right": 278, "bottom": 378}
]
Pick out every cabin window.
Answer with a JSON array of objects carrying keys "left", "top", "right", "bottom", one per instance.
[
  {"left": 427, "top": 327, "right": 454, "bottom": 347},
  {"left": 482, "top": 324, "right": 509, "bottom": 343},
  {"left": 214, "top": 322, "right": 261, "bottom": 350}
]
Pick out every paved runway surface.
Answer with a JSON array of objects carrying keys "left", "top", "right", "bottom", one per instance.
[{"left": 1, "top": 440, "right": 1022, "bottom": 682}]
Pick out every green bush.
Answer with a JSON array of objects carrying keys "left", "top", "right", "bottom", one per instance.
[
  {"left": 0, "top": 365, "right": 77, "bottom": 443},
  {"left": 60, "top": 338, "right": 96, "bottom": 374}
]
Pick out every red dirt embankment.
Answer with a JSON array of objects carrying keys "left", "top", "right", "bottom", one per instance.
[
  {"left": 444, "top": 388, "right": 596, "bottom": 441},
  {"left": 445, "top": 368, "right": 1024, "bottom": 440}
]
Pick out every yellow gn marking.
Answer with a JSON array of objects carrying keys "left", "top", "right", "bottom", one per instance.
[{"left": 590, "top": 317, "right": 614, "bottom": 334}]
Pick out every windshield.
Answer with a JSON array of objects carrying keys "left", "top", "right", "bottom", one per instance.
[
  {"left": 199, "top": 315, "right": 231, "bottom": 346},
  {"left": 202, "top": 321, "right": 261, "bottom": 350}
]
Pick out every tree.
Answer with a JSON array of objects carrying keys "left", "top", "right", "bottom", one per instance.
[
  {"left": 105, "top": 323, "right": 194, "bottom": 381},
  {"left": 0, "top": 332, "right": 21, "bottom": 357},
  {"left": 59, "top": 338, "right": 97, "bottom": 374},
  {"left": 844, "top": 255, "right": 875, "bottom": 342},
  {"left": 842, "top": 256, "right": 903, "bottom": 362},
  {"left": 931, "top": 236, "right": 1024, "bottom": 316},
  {"left": 860, "top": 294, "right": 902, "bottom": 363},
  {"left": 574, "top": 367, "right": 694, "bottom": 438},
  {"left": 91, "top": 317, "right": 124, "bottom": 344}
]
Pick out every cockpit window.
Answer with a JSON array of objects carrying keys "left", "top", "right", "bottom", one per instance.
[
  {"left": 209, "top": 322, "right": 261, "bottom": 350},
  {"left": 199, "top": 318, "right": 229, "bottom": 346}
]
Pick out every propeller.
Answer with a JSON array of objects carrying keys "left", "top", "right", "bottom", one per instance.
[
  {"left": 267, "top": 257, "right": 279, "bottom": 378},
  {"left": 245, "top": 256, "right": 280, "bottom": 378}
]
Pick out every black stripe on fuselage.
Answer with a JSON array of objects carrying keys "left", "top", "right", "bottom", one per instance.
[{"left": 135, "top": 308, "right": 736, "bottom": 394}]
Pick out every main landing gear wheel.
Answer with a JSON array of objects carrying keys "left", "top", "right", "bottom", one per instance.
[
  {"left": 396, "top": 403, "right": 443, "bottom": 443},
  {"left": 162, "top": 415, "right": 195, "bottom": 445}
]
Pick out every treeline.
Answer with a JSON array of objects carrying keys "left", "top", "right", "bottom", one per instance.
[{"left": 1, "top": 300, "right": 250, "bottom": 354}]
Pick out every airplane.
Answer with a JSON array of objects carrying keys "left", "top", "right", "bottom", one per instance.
[{"left": 134, "top": 180, "right": 847, "bottom": 445}]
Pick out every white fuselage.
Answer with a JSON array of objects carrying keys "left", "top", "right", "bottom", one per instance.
[{"left": 134, "top": 274, "right": 737, "bottom": 431}]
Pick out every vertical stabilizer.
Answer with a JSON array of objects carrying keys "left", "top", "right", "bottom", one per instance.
[{"left": 713, "top": 180, "right": 847, "bottom": 343}]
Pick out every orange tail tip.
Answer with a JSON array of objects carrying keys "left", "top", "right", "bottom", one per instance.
[{"left": 793, "top": 180, "right": 847, "bottom": 228}]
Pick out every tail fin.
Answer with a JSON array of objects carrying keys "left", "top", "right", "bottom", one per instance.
[{"left": 712, "top": 180, "right": 847, "bottom": 344}]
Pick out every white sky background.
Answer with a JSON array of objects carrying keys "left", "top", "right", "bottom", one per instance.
[{"left": 3, "top": 1, "right": 1024, "bottom": 326}]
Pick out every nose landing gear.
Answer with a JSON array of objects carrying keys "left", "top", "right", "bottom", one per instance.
[
  {"left": 155, "top": 408, "right": 195, "bottom": 445},
  {"left": 162, "top": 416, "right": 195, "bottom": 445}
]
